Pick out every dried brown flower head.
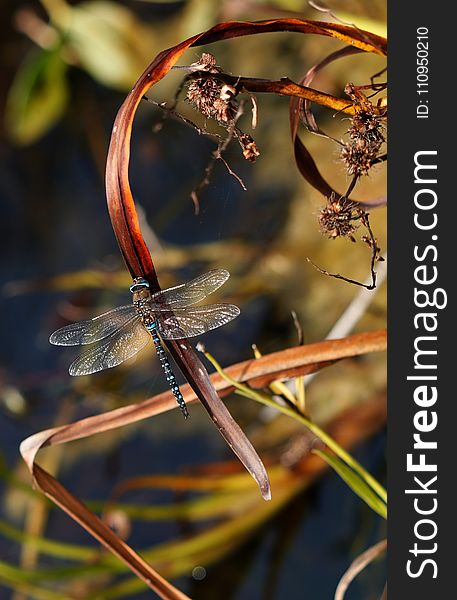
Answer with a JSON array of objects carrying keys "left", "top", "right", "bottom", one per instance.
[
  {"left": 186, "top": 53, "right": 237, "bottom": 125},
  {"left": 340, "top": 83, "right": 386, "bottom": 176},
  {"left": 319, "top": 195, "right": 360, "bottom": 241},
  {"left": 190, "top": 53, "right": 219, "bottom": 72},
  {"left": 238, "top": 132, "right": 260, "bottom": 162},
  {"left": 184, "top": 53, "right": 260, "bottom": 164}
]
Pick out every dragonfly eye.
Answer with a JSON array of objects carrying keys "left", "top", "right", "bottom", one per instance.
[{"left": 129, "top": 278, "right": 150, "bottom": 293}]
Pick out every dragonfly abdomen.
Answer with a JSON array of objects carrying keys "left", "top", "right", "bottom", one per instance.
[{"left": 145, "top": 320, "right": 189, "bottom": 419}]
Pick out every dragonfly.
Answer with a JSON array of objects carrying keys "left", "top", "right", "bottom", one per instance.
[{"left": 50, "top": 269, "right": 240, "bottom": 418}]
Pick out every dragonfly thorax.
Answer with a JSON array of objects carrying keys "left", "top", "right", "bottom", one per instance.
[
  {"left": 133, "top": 293, "right": 155, "bottom": 325},
  {"left": 130, "top": 279, "right": 156, "bottom": 327},
  {"left": 131, "top": 277, "right": 151, "bottom": 305}
]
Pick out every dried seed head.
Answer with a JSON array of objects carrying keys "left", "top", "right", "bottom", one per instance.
[
  {"left": 213, "top": 97, "right": 237, "bottom": 124},
  {"left": 185, "top": 54, "right": 238, "bottom": 125},
  {"left": 190, "top": 52, "right": 220, "bottom": 73},
  {"left": 341, "top": 140, "right": 381, "bottom": 176},
  {"left": 238, "top": 132, "right": 260, "bottom": 162},
  {"left": 184, "top": 53, "right": 261, "bottom": 163},
  {"left": 319, "top": 195, "right": 360, "bottom": 240},
  {"left": 340, "top": 83, "right": 386, "bottom": 176},
  {"left": 186, "top": 77, "right": 236, "bottom": 124},
  {"left": 350, "top": 111, "right": 384, "bottom": 142}
]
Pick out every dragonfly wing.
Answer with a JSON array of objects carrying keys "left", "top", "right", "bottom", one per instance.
[
  {"left": 50, "top": 305, "right": 137, "bottom": 346},
  {"left": 151, "top": 269, "right": 230, "bottom": 310},
  {"left": 157, "top": 304, "right": 240, "bottom": 340},
  {"left": 69, "top": 316, "right": 150, "bottom": 376}
]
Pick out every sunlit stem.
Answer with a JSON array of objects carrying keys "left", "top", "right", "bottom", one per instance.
[
  {"left": 295, "top": 376, "right": 306, "bottom": 414},
  {"left": 202, "top": 350, "right": 387, "bottom": 505}
]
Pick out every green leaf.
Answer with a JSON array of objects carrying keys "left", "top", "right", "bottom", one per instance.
[
  {"left": 0, "top": 562, "right": 65, "bottom": 600},
  {"left": 64, "top": 1, "right": 155, "bottom": 90},
  {"left": 313, "top": 449, "right": 387, "bottom": 519},
  {"left": 180, "top": 0, "right": 219, "bottom": 39},
  {"left": 5, "top": 47, "right": 68, "bottom": 145},
  {"left": 203, "top": 348, "right": 387, "bottom": 505},
  {"left": 0, "top": 520, "right": 100, "bottom": 562}
]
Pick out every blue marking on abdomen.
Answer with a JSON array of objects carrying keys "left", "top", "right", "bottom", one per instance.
[{"left": 146, "top": 320, "right": 189, "bottom": 419}]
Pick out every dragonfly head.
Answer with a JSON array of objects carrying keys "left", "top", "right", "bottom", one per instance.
[{"left": 130, "top": 278, "right": 150, "bottom": 302}]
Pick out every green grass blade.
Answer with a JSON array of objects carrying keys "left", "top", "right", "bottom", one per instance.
[
  {"left": 203, "top": 349, "right": 387, "bottom": 505},
  {"left": 313, "top": 449, "right": 387, "bottom": 519}
]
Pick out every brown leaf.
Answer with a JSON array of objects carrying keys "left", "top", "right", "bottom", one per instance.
[
  {"left": 21, "top": 330, "right": 386, "bottom": 450},
  {"left": 299, "top": 47, "right": 362, "bottom": 136},
  {"left": 20, "top": 440, "right": 190, "bottom": 600}
]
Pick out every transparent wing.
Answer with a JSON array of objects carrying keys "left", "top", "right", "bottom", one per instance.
[
  {"left": 157, "top": 303, "right": 240, "bottom": 340},
  {"left": 50, "top": 305, "right": 137, "bottom": 346},
  {"left": 151, "top": 269, "right": 230, "bottom": 310},
  {"left": 69, "top": 316, "right": 150, "bottom": 376}
]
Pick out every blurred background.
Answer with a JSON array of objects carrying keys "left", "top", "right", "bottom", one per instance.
[{"left": 1, "top": 1, "right": 386, "bottom": 598}]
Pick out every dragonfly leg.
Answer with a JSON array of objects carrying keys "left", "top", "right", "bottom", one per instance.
[{"left": 146, "top": 321, "right": 189, "bottom": 419}]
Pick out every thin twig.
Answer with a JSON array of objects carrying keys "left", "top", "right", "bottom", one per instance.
[
  {"left": 370, "top": 66, "right": 388, "bottom": 89},
  {"left": 142, "top": 96, "right": 223, "bottom": 142},
  {"left": 307, "top": 256, "right": 375, "bottom": 289},
  {"left": 361, "top": 210, "right": 382, "bottom": 288},
  {"left": 148, "top": 72, "right": 190, "bottom": 132},
  {"left": 219, "top": 156, "right": 247, "bottom": 190},
  {"left": 325, "top": 253, "right": 387, "bottom": 342},
  {"left": 291, "top": 254, "right": 386, "bottom": 390},
  {"left": 190, "top": 101, "right": 248, "bottom": 213},
  {"left": 143, "top": 95, "right": 248, "bottom": 215}
]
